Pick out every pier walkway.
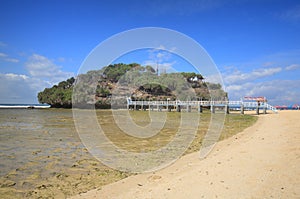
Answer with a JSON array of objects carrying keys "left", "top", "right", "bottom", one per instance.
[{"left": 126, "top": 98, "right": 278, "bottom": 114}]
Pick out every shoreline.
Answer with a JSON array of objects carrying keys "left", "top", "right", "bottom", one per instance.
[{"left": 70, "top": 110, "right": 300, "bottom": 198}]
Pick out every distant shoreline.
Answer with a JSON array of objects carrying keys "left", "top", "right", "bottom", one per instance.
[{"left": 0, "top": 104, "right": 51, "bottom": 109}]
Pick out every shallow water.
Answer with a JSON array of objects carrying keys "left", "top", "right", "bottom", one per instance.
[
  {"left": 0, "top": 108, "right": 256, "bottom": 198},
  {"left": 0, "top": 109, "right": 101, "bottom": 197},
  {"left": 0, "top": 108, "right": 184, "bottom": 197},
  {"left": 0, "top": 109, "right": 82, "bottom": 176}
]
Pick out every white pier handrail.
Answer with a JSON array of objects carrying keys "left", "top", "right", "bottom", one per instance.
[{"left": 126, "top": 97, "right": 278, "bottom": 113}]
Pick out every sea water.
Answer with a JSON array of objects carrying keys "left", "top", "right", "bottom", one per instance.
[
  {"left": 0, "top": 108, "right": 132, "bottom": 198},
  {"left": 0, "top": 109, "right": 88, "bottom": 188}
]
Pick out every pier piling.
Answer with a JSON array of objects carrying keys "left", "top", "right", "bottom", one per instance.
[
  {"left": 198, "top": 105, "right": 203, "bottom": 113},
  {"left": 241, "top": 104, "right": 244, "bottom": 114},
  {"left": 211, "top": 105, "right": 215, "bottom": 114},
  {"left": 187, "top": 105, "right": 191, "bottom": 112},
  {"left": 176, "top": 105, "right": 181, "bottom": 112},
  {"left": 225, "top": 104, "right": 230, "bottom": 114}
]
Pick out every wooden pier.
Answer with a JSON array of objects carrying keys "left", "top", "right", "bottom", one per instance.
[{"left": 126, "top": 98, "right": 278, "bottom": 114}]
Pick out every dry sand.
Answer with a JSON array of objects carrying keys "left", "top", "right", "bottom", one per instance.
[{"left": 70, "top": 110, "right": 300, "bottom": 199}]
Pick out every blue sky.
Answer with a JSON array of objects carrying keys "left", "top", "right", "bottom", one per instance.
[{"left": 0, "top": 0, "right": 299, "bottom": 105}]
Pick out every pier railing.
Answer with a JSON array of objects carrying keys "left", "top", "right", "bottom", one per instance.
[{"left": 126, "top": 98, "right": 278, "bottom": 114}]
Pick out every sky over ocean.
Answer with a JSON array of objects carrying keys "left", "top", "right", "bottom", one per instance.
[{"left": 0, "top": 0, "right": 299, "bottom": 105}]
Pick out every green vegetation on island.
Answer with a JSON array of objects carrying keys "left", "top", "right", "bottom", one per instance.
[
  {"left": 38, "top": 63, "right": 227, "bottom": 108},
  {"left": 38, "top": 77, "right": 75, "bottom": 108}
]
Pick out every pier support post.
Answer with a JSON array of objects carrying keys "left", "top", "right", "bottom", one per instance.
[
  {"left": 263, "top": 106, "right": 267, "bottom": 114},
  {"left": 198, "top": 105, "right": 203, "bottom": 113},
  {"left": 187, "top": 105, "right": 191, "bottom": 112},
  {"left": 211, "top": 105, "right": 215, "bottom": 114},
  {"left": 240, "top": 104, "right": 244, "bottom": 114},
  {"left": 176, "top": 105, "right": 181, "bottom": 112},
  {"left": 225, "top": 104, "right": 230, "bottom": 114}
]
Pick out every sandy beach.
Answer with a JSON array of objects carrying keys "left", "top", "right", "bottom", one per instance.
[{"left": 70, "top": 110, "right": 300, "bottom": 199}]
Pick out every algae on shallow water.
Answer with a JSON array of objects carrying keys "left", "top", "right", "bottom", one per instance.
[{"left": 0, "top": 109, "right": 257, "bottom": 199}]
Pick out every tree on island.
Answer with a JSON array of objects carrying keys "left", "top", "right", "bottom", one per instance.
[{"left": 38, "top": 63, "right": 227, "bottom": 108}]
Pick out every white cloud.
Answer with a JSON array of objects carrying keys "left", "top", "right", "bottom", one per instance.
[
  {"left": 220, "top": 50, "right": 300, "bottom": 105},
  {"left": 224, "top": 67, "right": 282, "bottom": 84},
  {"left": 204, "top": 73, "right": 224, "bottom": 85},
  {"left": 225, "top": 84, "right": 242, "bottom": 92},
  {"left": 148, "top": 47, "right": 172, "bottom": 62},
  {"left": 222, "top": 64, "right": 300, "bottom": 105},
  {"left": 252, "top": 67, "right": 282, "bottom": 77},
  {"left": 57, "top": 57, "right": 66, "bottom": 62},
  {"left": 156, "top": 52, "right": 165, "bottom": 59},
  {"left": 143, "top": 47, "right": 178, "bottom": 73},
  {"left": 0, "top": 52, "right": 7, "bottom": 57},
  {"left": 262, "top": 62, "right": 274, "bottom": 67},
  {"left": 5, "top": 73, "right": 29, "bottom": 80},
  {"left": 143, "top": 60, "right": 177, "bottom": 73},
  {"left": 0, "top": 54, "right": 74, "bottom": 103},
  {"left": 4, "top": 58, "right": 19, "bottom": 63},
  {"left": 152, "top": 45, "right": 177, "bottom": 53},
  {"left": 0, "top": 41, "right": 6, "bottom": 47},
  {"left": 225, "top": 79, "right": 300, "bottom": 105},
  {"left": 26, "top": 54, "right": 74, "bottom": 84},
  {"left": 0, "top": 73, "right": 51, "bottom": 103},
  {"left": 285, "top": 64, "right": 300, "bottom": 71},
  {"left": 0, "top": 52, "right": 20, "bottom": 63}
]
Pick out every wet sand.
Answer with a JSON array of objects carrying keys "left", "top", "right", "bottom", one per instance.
[
  {"left": 71, "top": 110, "right": 300, "bottom": 198},
  {"left": 0, "top": 109, "right": 257, "bottom": 198},
  {"left": 0, "top": 109, "right": 129, "bottom": 198}
]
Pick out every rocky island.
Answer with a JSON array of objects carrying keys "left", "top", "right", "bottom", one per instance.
[{"left": 38, "top": 63, "right": 227, "bottom": 108}]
